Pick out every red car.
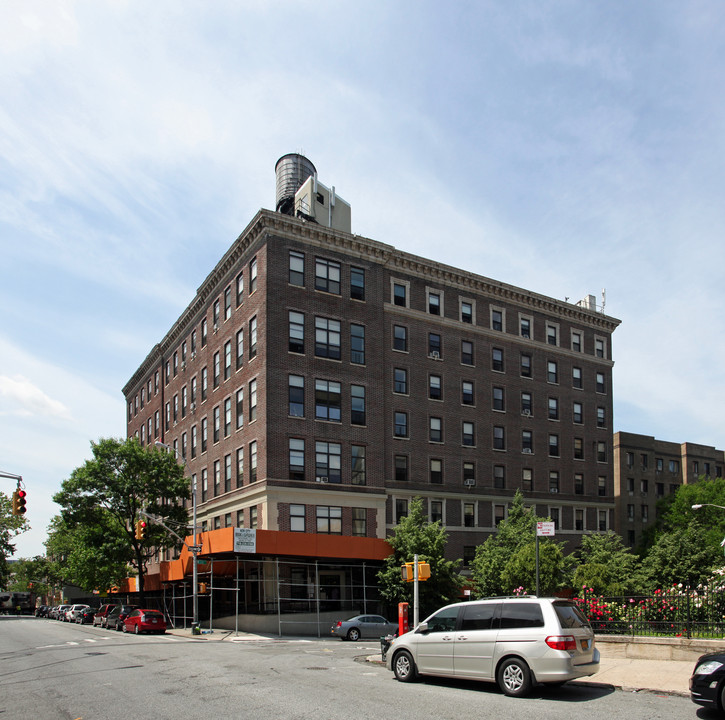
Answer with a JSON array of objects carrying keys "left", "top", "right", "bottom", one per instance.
[{"left": 122, "top": 608, "right": 167, "bottom": 634}]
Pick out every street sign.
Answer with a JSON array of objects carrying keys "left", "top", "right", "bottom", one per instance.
[
  {"left": 189, "top": 545, "right": 203, "bottom": 553},
  {"left": 537, "top": 521, "right": 555, "bottom": 537}
]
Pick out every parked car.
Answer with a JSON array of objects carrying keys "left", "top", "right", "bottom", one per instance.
[
  {"left": 66, "top": 604, "right": 91, "bottom": 622},
  {"left": 330, "top": 614, "right": 397, "bottom": 641},
  {"left": 35, "top": 605, "right": 49, "bottom": 617},
  {"left": 690, "top": 651, "right": 725, "bottom": 712},
  {"left": 386, "top": 596, "right": 600, "bottom": 697},
  {"left": 122, "top": 609, "right": 167, "bottom": 635},
  {"left": 54, "top": 604, "right": 71, "bottom": 620},
  {"left": 92, "top": 604, "right": 117, "bottom": 628},
  {"left": 76, "top": 607, "right": 97, "bottom": 624},
  {"left": 106, "top": 604, "right": 138, "bottom": 631}
]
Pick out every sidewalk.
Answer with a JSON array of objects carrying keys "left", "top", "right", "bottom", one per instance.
[{"left": 165, "top": 627, "right": 694, "bottom": 696}]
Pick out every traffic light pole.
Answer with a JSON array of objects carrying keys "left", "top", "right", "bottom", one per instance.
[{"left": 413, "top": 553, "right": 420, "bottom": 629}]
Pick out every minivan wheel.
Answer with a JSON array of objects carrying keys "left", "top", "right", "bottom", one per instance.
[
  {"left": 393, "top": 650, "right": 418, "bottom": 683},
  {"left": 497, "top": 658, "right": 531, "bottom": 697}
]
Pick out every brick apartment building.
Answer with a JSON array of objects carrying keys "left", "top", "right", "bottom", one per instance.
[
  {"left": 122, "top": 154, "right": 621, "bottom": 616},
  {"left": 613, "top": 431, "right": 725, "bottom": 548}
]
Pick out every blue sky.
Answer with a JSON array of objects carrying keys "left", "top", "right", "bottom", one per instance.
[{"left": 2, "top": 1, "right": 725, "bottom": 557}]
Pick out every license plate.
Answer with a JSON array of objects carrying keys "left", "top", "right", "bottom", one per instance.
[
  {"left": 150, "top": 618, "right": 157, "bottom": 623},
  {"left": 582, "top": 639, "right": 590, "bottom": 650}
]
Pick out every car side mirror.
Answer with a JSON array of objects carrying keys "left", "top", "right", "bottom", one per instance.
[{"left": 415, "top": 621, "right": 429, "bottom": 634}]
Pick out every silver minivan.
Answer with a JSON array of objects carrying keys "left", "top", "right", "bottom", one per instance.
[{"left": 386, "top": 596, "right": 600, "bottom": 697}]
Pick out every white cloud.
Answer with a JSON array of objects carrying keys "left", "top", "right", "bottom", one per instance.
[{"left": 0, "top": 375, "right": 71, "bottom": 420}]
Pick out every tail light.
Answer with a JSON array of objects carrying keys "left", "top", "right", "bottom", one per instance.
[
  {"left": 545, "top": 635, "right": 577, "bottom": 651},
  {"left": 335, "top": 621, "right": 342, "bottom": 628}
]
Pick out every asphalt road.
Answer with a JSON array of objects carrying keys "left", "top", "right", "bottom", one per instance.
[{"left": 0, "top": 616, "right": 703, "bottom": 720}]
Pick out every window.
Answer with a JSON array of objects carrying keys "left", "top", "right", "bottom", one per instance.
[
  {"left": 315, "top": 317, "right": 341, "bottom": 359},
  {"left": 596, "top": 372, "right": 606, "bottom": 393},
  {"left": 289, "top": 311, "right": 305, "bottom": 353},
  {"left": 181, "top": 386, "right": 187, "bottom": 418},
  {"left": 430, "top": 500, "right": 443, "bottom": 524},
  {"left": 315, "top": 379, "right": 341, "bottom": 422},
  {"left": 236, "top": 447, "right": 244, "bottom": 487},
  {"left": 520, "top": 316, "right": 532, "bottom": 339},
  {"left": 493, "top": 426, "right": 505, "bottom": 450},
  {"left": 494, "top": 504, "right": 506, "bottom": 527},
  {"left": 597, "top": 441, "right": 606, "bottom": 462},
  {"left": 213, "top": 406, "right": 220, "bottom": 443},
  {"left": 201, "top": 468, "right": 208, "bottom": 501},
  {"left": 520, "top": 353, "right": 532, "bottom": 378},
  {"left": 289, "top": 439, "right": 305, "bottom": 481},
  {"left": 429, "top": 333, "right": 442, "bottom": 358},
  {"left": 352, "top": 507, "right": 366, "bottom": 536},
  {"left": 201, "top": 318, "right": 208, "bottom": 348},
  {"left": 429, "top": 374, "right": 442, "bottom": 400},
  {"left": 236, "top": 270, "right": 244, "bottom": 306},
  {"left": 224, "top": 341, "right": 232, "bottom": 380},
  {"left": 394, "top": 412, "right": 408, "bottom": 438},
  {"left": 595, "top": 337, "right": 606, "bottom": 359},
  {"left": 548, "top": 397, "right": 558, "bottom": 420},
  {"left": 428, "top": 290, "right": 441, "bottom": 315},
  {"left": 224, "top": 397, "right": 232, "bottom": 437},
  {"left": 491, "top": 348, "right": 503, "bottom": 372},
  {"left": 236, "top": 329, "right": 244, "bottom": 369},
  {"left": 462, "top": 421, "right": 475, "bottom": 446},
  {"left": 351, "top": 385, "right": 366, "bottom": 425},
  {"left": 626, "top": 451, "right": 634, "bottom": 469},
  {"left": 430, "top": 458, "right": 443, "bottom": 484},
  {"left": 547, "top": 360, "right": 558, "bottom": 384},
  {"left": 461, "top": 340, "right": 473, "bottom": 365},
  {"left": 315, "top": 442, "right": 341, "bottom": 483},
  {"left": 394, "top": 368, "right": 408, "bottom": 394},
  {"left": 224, "top": 453, "right": 232, "bottom": 492},
  {"left": 429, "top": 416, "right": 442, "bottom": 443},
  {"left": 201, "top": 417, "right": 207, "bottom": 453},
  {"left": 522, "top": 468, "right": 533, "bottom": 491},
  {"left": 641, "top": 478, "right": 649, "bottom": 495},
  {"left": 288, "top": 375, "right": 304, "bottom": 417},
  {"left": 598, "top": 475, "right": 607, "bottom": 496},
  {"left": 249, "top": 379, "right": 257, "bottom": 422},
  {"left": 521, "top": 392, "right": 532, "bottom": 415},
  {"left": 392, "top": 281, "right": 407, "bottom": 307},
  {"left": 213, "top": 351, "right": 220, "bottom": 388},
  {"left": 492, "top": 387, "right": 504, "bottom": 411},
  {"left": 575, "top": 473, "right": 584, "bottom": 495},
  {"left": 549, "top": 434, "right": 560, "bottom": 457},
  {"left": 549, "top": 507, "right": 560, "bottom": 530},
  {"left": 493, "top": 464, "right": 505, "bottom": 489},
  {"left": 572, "top": 366, "right": 583, "bottom": 389},
  {"left": 396, "top": 499, "right": 408, "bottom": 522},
  {"left": 249, "top": 257, "right": 258, "bottom": 293},
  {"left": 546, "top": 323, "right": 559, "bottom": 346},
  {"left": 641, "top": 453, "right": 649, "bottom": 470},
  {"left": 213, "top": 460, "right": 220, "bottom": 496},
  {"left": 250, "top": 506, "right": 258, "bottom": 528},
  {"left": 290, "top": 504, "right": 305, "bottom": 532},
  {"left": 395, "top": 455, "right": 408, "bottom": 482},
  {"left": 463, "top": 546, "right": 476, "bottom": 566},
  {"left": 350, "top": 266, "right": 365, "bottom": 300},
  {"left": 212, "top": 302, "right": 220, "bottom": 329},
  {"left": 249, "top": 440, "right": 257, "bottom": 482},
  {"left": 573, "top": 402, "right": 583, "bottom": 424},
  {"left": 669, "top": 459, "right": 680, "bottom": 473},
  {"left": 549, "top": 471, "right": 559, "bottom": 494},
  {"left": 522, "top": 430, "right": 533, "bottom": 453},
  {"left": 491, "top": 308, "right": 504, "bottom": 331},
  {"left": 598, "top": 510, "right": 607, "bottom": 531},
  {"left": 351, "top": 445, "right": 366, "bottom": 485},
  {"left": 164, "top": 401, "right": 170, "bottom": 431},
  {"left": 571, "top": 331, "right": 582, "bottom": 353},
  {"left": 460, "top": 300, "right": 473, "bottom": 324},
  {"left": 289, "top": 251, "right": 305, "bottom": 286},
  {"left": 574, "top": 437, "right": 584, "bottom": 460},
  {"left": 224, "top": 286, "right": 232, "bottom": 320},
  {"left": 350, "top": 324, "right": 365, "bottom": 364},
  {"left": 249, "top": 316, "right": 257, "bottom": 358},
  {"left": 463, "top": 462, "right": 475, "bottom": 487},
  {"left": 393, "top": 325, "right": 408, "bottom": 352},
  {"left": 462, "top": 380, "right": 474, "bottom": 405}
]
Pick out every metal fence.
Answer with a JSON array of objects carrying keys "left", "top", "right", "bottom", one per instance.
[{"left": 574, "top": 584, "right": 725, "bottom": 639}]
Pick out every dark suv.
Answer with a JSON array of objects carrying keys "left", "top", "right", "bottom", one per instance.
[
  {"left": 106, "top": 604, "right": 138, "bottom": 631},
  {"left": 92, "top": 604, "right": 117, "bottom": 628}
]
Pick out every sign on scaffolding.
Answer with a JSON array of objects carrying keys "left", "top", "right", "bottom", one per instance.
[{"left": 234, "top": 528, "right": 257, "bottom": 553}]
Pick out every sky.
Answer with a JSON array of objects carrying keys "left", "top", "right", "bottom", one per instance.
[{"left": 2, "top": 0, "right": 725, "bottom": 558}]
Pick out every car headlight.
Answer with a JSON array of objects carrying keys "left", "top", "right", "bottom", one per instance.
[{"left": 694, "top": 660, "right": 724, "bottom": 675}]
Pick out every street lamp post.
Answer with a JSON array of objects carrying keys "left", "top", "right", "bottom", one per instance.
[
  {"left": 156, "top": 441, "right": 199, "bottom": 632},
  {"left": 692, "top": 504, "right": 725, "bottom": 511}
]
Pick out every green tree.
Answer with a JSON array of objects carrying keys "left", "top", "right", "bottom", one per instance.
[
  {"left": 6, "top": 555, "right": 58, "bottom": 599},
  {"left": 377, "top": 497, "right": 462, "bottom": 619},
  {"left": 572, "top": 531, "right": 644, "bottom": 595},
  {"left": 0, "top": 491, "right": 30, "bottom": 590},
  {"left": 53, "top": 438, "right": 190, "bottom": 602},
  {"left": 500, "top": 540, "right": 570, "bottom": 596}
]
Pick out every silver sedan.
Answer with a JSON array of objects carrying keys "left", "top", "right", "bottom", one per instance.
[{"left": 330, "top": 614, "right": 397, "bottom": 641}]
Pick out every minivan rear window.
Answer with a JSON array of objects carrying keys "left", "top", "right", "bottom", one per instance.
[
  {"left": 553, "top": 601, "right": 590, "bottom": 629},
  {"left": 499, "top": 602, "right": 544, "bottom": 629}
]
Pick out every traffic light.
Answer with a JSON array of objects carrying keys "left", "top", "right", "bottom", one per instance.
[
  {"left": 12, "top": 488, "right": 27, "bottom": 516},
  {"left": 135, "top": 519, "right": 147, "bottom": 540},
  {"left": 199, "top": 582, "right": 208, "bottom": 594},
  {"left": 401, "top": 563, "right": 414, "bottom": 581},
  {"left": 418, "top": 562, "right": 431, "bottom": 581},
  {"left": 401, "top": 561, "right": 431, "bottom": 582}
]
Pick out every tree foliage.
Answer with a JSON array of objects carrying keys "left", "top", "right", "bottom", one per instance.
[
  {"left": 0, "top": 491, "right": 30, "bottom": 589},
  {"left": 52, "top": 437, "right": 190, "bottom": 601},
  {"left": 377, "top": 497, "right": 462, "bottom": 619},
  {"left": 571, "top": 531, "right": 644, "bottom": 595}
]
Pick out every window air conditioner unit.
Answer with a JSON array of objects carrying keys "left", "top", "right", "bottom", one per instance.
[
  {"left": 191, "top": 351, "right": 196, "bottom": 360},
  {"left": 522, "top": 410, "right": 531, "bottom": 417},
  {"left": 463, "top": 478, "right": 476, "bottom": 487},
  {"left": 213, "top": 323, "right": 219, "bottom": 333},
  {"left": 181, "top": 362, "right": 186, "bottom": 371},
  {"left": 522, "top": 448, "right": 533, "bottom": 454},
  {"left": 429, "top": 351, "right": 440, "bottom": 360},
  {"left": 190, "top": 402, "right": 196, "bottom": 412},
  {"left": 315, "top": 476, "right": 328, "bottom": 483},
  {"left": 550, "top": 488, "right": 559, "bottom": 493}
]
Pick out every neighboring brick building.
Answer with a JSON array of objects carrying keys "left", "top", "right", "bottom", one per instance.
[
  {"left": 613, "top": 431, "right": 725, "bottom": 547},
  {"left": 123, "top": 154, "right": 621, "bottom": 584}
]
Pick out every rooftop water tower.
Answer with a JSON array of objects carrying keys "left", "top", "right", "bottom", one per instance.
[{"left": 275, "top": 153, "right": 317, "bottom": 216}]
